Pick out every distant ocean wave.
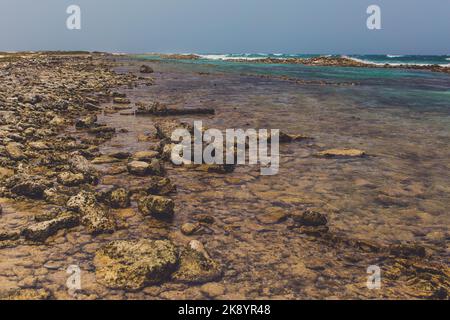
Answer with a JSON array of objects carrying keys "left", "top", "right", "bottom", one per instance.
[{"left": 183, "top": 53, "right": 450, "bottom": 67}]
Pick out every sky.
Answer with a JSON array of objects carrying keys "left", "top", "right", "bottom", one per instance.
[{"left": 0, "top": 0, "right": 449, "bottom": 55}]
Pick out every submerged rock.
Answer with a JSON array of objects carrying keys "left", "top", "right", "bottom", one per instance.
[
  {"left": 94, "top": 239, "right": 178, "bottom": 290},
  {"left": 22, "top": 212, "right": 79, "bottom": 242},
  {"left": 292, "top": 210, "right": 328, "bottom": 227},
  {"left": 132, "top": 150, "right": 159, "bottom": 161},
  {"left": 67, "top": 191, "right": 116, "bottom": 234},
  {"left": 8, "top": 174, "right": 50, "bottom": 199},
  {"left": 138, "top": 195, "right": 174, "bottom": 219},
  {"left": 316, "top": 148, "right": 366, "bottom": 158},
  {"left": 181, "top": 223, "right": 200, "bottom": 236},
  {"left": 98, "top": 187, "right": 131, "bottom": 208},
  {"left": 139, "top": 65, "right": 154, "bottom": 73},
  {"left": 146, "top": 176, "right": 177, "bottom": 195},
  {"left": 172, "top": 245, "right": 222, "bottom": 284},
  {"left": 127, "top": 159, "right": 163, "bottom": 176},
  {"left": 256, "top": 207, "right": 288, "bottom": 224}
]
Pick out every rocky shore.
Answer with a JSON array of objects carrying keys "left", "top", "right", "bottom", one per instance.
[
  {"left": 0, "top": 52, "right": 448, "bottom": 300},
  {"left": 147, "top": 53, "right": 450, "bottom": 74}
]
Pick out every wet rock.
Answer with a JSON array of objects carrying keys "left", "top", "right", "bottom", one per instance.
[
  {"left": 75, "top": 115, "right": 97, "bottom": 128},
  {"left": 139, "top": 65, "right": 154, "bottom": 74},
  {"left": 196, "top": 164, "right": 235, "bottom": 174},
  {"left": 316, "top": 148, "right": 366, "bottom": 158},
  {"left": 99, "top": 187, "right": 131, "bottom": 208},
  {"left": 94, "top": 239, "right": 178, "bottom": 290},
  {"left": 193, "top": 214, "right": 215, "bottom": 224},
  {"left": 292, "top": 210, "right": 328, "bottom": 227},
  {"left": 256, "top": 207, "right": 288, "bottom": 224},
  {"left": 43, "top": 187, "right": 70, "bottom": 206},
  {"left": 132, "top": 150, "right": 159, "bottom": 161},
  {"left": 9, "top": 174, "right": 50, "bottom": 199},
  {"left": 91, "top": 155, "right": 121, "bottom": 164},
  {"left": 113, "top": 97, "right": 131, "bottom": 104},
  {"left": 146, "top": 176, "right": 176, "bottom": 195},
  {"left": 22, "top": 212, "right": 79, "bottom": 242},
  {"left": 88, "top": 126, "right": 116, "bottom": 135},
  {"left": 181, "top": 223, "right": 200, "bottom": 236},
  {"left": 5, "top": 142, "right": 25, "bottom": 160},
  {"left": 172, "top": 245, "right": 222, "bottom": 284},
  {"left": 67, "top": 191, "right": 116, "bottom": 234},
  {"left": 138, "top": 195, "right": 174, "bottom": 219},
  {"left": 57, "top": 172, "right": 85, "bottom": 186},
  {"left": 0, "top": 229, "right": 20, "bottom": 241},
  {"left": 1, "top": 289, "right": 52, "bottom": 300},
  {"left": 127, "top": 159, "right": 164, "bottom": 176},
  {"left": 389, "top": 244, "right": 426, "bottom": 258},
  {"left": 34, "top": 208, "right": 60, "bottom": 222},
  {"left": 109, "top": 151, "right": 131, "bottom": 159},
  {"left": 278, "top": 131, "right": 310, "bottom": 143},
  {"left": 200, "top": 283, "right": 225, "bottom": 298}
]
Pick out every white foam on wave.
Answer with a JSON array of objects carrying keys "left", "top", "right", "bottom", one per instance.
[
  {"left": 198, "top": 54, "right": 267, "bottom": 61},
  {"left": 387, "top": 54, "right": 404, "bottom": 58},
  {"left": 343, "top": 55, "right": 449, "bottom": 67}
]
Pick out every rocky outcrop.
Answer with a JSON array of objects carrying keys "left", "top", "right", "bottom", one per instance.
[
  {"left": 94, "top": 239, "right": 178, "bottom": 290},
  {"left": 138, "top": 195, "right": 174, "bottom": 219},
  {"left": 21, "top": 212, "right": 79, "bottom": 242},
  {"left": 66, "top": 191, "right": 116, "bottom": 234}
]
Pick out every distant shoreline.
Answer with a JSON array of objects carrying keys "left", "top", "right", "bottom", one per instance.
[
  {"left": 135, "top": 53, "right": 450, "bottom": 75},
  {"left": 1, "top": 51, "right": 449, "bottom": 75}
]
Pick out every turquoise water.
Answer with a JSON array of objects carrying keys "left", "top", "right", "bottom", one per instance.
[{"left": 133, "top": 54, "right": 450, "bottom": 110}]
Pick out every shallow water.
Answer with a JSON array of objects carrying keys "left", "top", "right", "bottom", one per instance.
[{"left": 0, "top": 57, "right": 449, "bottom": 299}]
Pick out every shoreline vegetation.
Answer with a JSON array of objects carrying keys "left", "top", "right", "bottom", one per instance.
[{"left": 0, "top": 51, "right": 448, "bottom": 300}]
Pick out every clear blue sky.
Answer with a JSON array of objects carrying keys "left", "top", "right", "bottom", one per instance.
[{"left": 0, "top": 0, "right": 448, "bottom": 54}]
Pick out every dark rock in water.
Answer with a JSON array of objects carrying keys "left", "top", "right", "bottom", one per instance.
[
  {"left": 88, "top": 126, "right": 116, "bottom": 135},
  {"left": 146, "top": 176, "right": 176, "bottom": 195},
  {"left": 67, "top": 191, "right": 116, "bottom": 234},
  {"left": 193, "top": 214, "right": 215, "bottom": 224},
  {"left": 94, "top": 239, "right": 178, "bottom": 290},
  {"left": 8, "top": 174, "right": 50, "bottom": 199},
  {"left": 98, "top": 187, "right": 131, "bottom": 209},
  {"left": 21, "top": 212, "right": 79, "bottom": 242},
  {"left": 172, "top": 245, "right": 222, "bottom": 284},
  {"left": 109, "top": 151, "right": 131, "bottom": 159},
  {"left": 139, "top": 65, "right": 154, "bottom": 74},
  {"left": 0, "top": 229, "right": 20, "bottom": 241},
  {"left": 181, "top": 223, "right": 200, "bottom": 236},
  {"left": 138, "top": 195, "right": 174, "bottom": 219},
  {"left": 278, "top": 131, "right": 311, "bottom": 143},
  {"left": 389, "top": 244, "right": 426, "bottom": 258},
  {"left": 196, "top": 164, "right": 235, "bottom": 174},
  {"left": 292, "top": 210, "right": 328, "bottom": 227}
]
